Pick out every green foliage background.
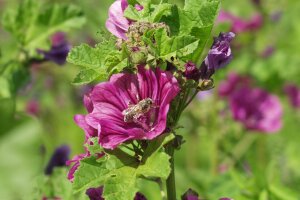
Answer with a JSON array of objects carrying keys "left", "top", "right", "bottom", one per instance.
[{"left": 0, "top": 0, "right": 300, "bottom": 199}]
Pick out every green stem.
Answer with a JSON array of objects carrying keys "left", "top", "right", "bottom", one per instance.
[{"left": 165, "top": 145, "right": 176, "bottom": 200}]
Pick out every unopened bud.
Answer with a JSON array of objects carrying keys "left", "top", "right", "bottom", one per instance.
[{"left": 198, "top": 79, "right": 214, "bottom": 91}]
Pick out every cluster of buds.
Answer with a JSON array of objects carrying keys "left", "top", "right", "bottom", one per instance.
[{"left": 119, "top": 22, "right": 170, "bottom": 64}]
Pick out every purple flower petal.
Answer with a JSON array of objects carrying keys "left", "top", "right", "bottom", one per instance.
[
  {"left": 66, "top": 153, "right": 89, "bottom": 181},
  {"left": 181, "top": 188, "right": 199, "bottom": 200},
  {"left": 106, "top": 0, "right": 143, "bottom": 40}
]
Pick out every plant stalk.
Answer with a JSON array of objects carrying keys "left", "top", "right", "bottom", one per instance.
[{"left": 165, "top": 145, "right": 176, "bottom": 200}]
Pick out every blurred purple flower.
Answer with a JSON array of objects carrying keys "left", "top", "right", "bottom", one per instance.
[
  {"left": 218, "top": 10, "right": 263, "bottom": 33},
  {"left": 219, "top": 198, "right": 233, "bottom": 200},
  {"left": 271, "top": 11, "right": 282, "bottom": 22},
  {"left": 230, "top": 87, "right": 282, "bottom": 133},
  {"left": 261, "top": 46, "right": 275, "bottom": 58},
  {"left": 218, "top": 72, "right": 252, "bottom": 97},
  {"left": 45, "top": 145, "right": 70, "bottom": 175},
  {"left": 251, "top": 0, "right": 260, "bottom": 6},
  {"left": 181, "top": 188, "right": 199, "bottom": 200},
  {"left": 26, "top": 99, "right": 40, "bottom": 116},
  {"left": 106, "top": 0, "right": 143, "bottom": 40},
  {"left": 200, "top": 32, "right": 235, "bottom": 79},
  {"left": 86, "top": 186, "right": 104, "bottom": 200},
  {"left": 74, "top": 66, "right": 180, "bottom": 149},
  {"left": 37, "top": 32, "right": 71, "bottom": 65},
  {"left": 284, "top": 84, "right": 300, "bottom": 108},
  {"left": 197, "top": 90, "right": 213, "bottom": 101},
  {"left": 184, "top": 61, "right": 200, "bottom": 81}
]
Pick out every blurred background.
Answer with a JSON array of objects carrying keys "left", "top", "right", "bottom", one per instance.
[{"left": 0, "top": 0, "right": 300, "bottom": 199}]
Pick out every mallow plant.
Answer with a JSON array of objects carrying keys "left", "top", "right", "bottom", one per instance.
[{"left": 67, "top": 0, "right": 234, "bottom": 199}]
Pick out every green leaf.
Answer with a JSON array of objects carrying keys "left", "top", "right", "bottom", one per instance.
[
  {"left": 67, "top": 40, "right": 128, "bottom": 84},
  {"left": 0, "top": 98, "right": 16, "bottom": 133},
  {"left": 160, "top": 0, "right": 220, "bottom": 62},
  {"left": 73, "top": 150, "right": 170, "bottom": 200},
  {"left": 137, "top": 150, "right": 170, "bottom": 179},
  {"left": 149, "top": 3, "right": 173, "bottom": 22},
  {"left": 25, "top": 4, "right": 86, "bottom": 51},
  {"left": 182, "top": 0, "right": 220, "bottom": 61},
  {"left": 269, "top": 184, "right": 298, "bottom": 200},
  {"left": 2, "top": 0, "right": 85, "bottom": 53},
  {"left": 153, "top": 28, "right": 199, "bottom": 61},
  {"left": 0, "top": 61, "right": 30, "bottom": 95},
  {"left": 102, "top": 167, "right": 138, "bottom": 200},
  {"left": 73, "top": 158, "right": 109, "bottom": 192},
  {"left": 124, "top": 5, "right": 142, "bottom": 21},
  {"left": 85, "top": 138, "right": 104, "bottom": 156}
]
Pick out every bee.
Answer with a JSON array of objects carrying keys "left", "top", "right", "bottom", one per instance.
[{"left": 122, "top": 98, "right": 155, "bottom": 123}]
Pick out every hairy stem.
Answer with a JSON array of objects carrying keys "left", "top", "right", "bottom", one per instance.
[{"left": 165, "top": 145, "right": 176, "bottom": 200}]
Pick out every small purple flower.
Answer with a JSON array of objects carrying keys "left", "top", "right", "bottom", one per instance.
[
  {"left": 218, "top": 11, "right": 263, "bottom": 33},
  {"left": 200, "top": 32, "right": 235, "bottom": 79},
  {"left": 86, "top": 186, "right": 104, "bottom": 200},
  {"left": 181, "top": 188, "right": 199, "bottom": 200},
  {"left": 45, "top": 145, "right": 70, "bottom": 175},
  {"left": 37, "top": 32, "right": 71, "bottom": 65},
  {"left": 74, "top": 66, "right": 180, "bottom": 149},
  {"left": 218, "top": 72, "right": 252, "bottom": 97},
  {"left": 184, "top": 61, "right": 201, "bottom": 81},
  {"left": 106, "top": 0, "right": 143, "bottom": 40},
  {"left": 284, "top": 84, "right": 300, "bottom": 108},
  {"left": 230, "top": 87, "right": 283, "bottom": 133}
]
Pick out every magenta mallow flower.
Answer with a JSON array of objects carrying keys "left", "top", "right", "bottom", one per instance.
[
  {"left": 284, "top": 84, "right": 300, "bottom": 108},
  {"left": 74, "top": 66, "right": 180, "bottom": 149},
  {"left": 106, "top": 0, "right": 143, "bottom": 40},
  {"left": 181, "top": 189, "right": 199, "bottom": 200},
  {"left": 184, "top": 61, "right": 201, "bottom": 81},
  {"left": 44, "top": 145, "right": 70, "bottom": 175},
  {"left": 37, "top": 32, "right": 71, "bottom": 65},
  {"left": 218, "top": 10, "right": 263, "bottom": 33},
  {"left": 230, "top": 87, "right": 282, "bottom": 133},
  {"left": 200, "top": 32, "right": 235, "bottom": 79}
]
